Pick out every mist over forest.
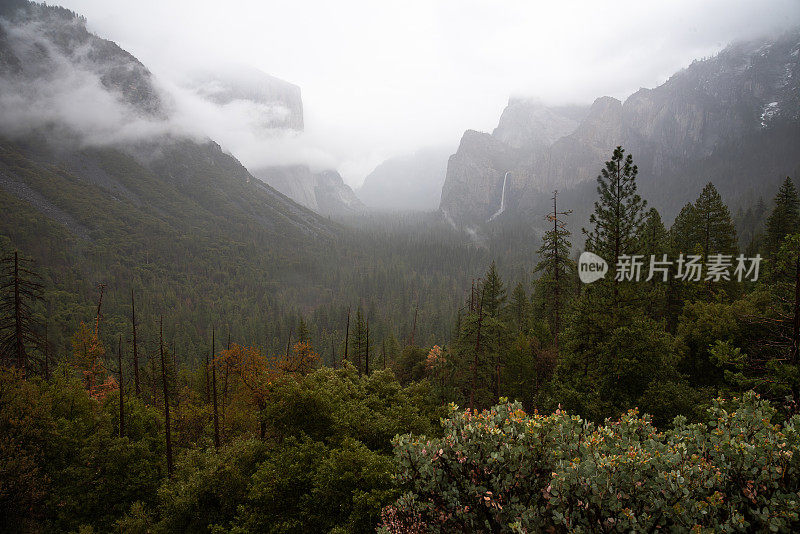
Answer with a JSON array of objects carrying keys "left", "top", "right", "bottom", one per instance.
[{"left": 1, "top": 0, "right": 800, "bottom": 532}]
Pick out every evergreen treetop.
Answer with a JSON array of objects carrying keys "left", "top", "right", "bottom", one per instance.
[
  {"left": 765, "top": 177, "right": 800, "bottom": 258},
  {"left": 584, "top": 146, "right": 647, "bottom": 263}
]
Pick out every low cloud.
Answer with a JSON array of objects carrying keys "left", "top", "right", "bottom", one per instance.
[
  {"left": 160, "top": 77, "right": 340, "bottom": 172},
  {"left": 0, "top": 17, "right": 342, "bottom": 174},
  {"left": 0, "top": 20, "right": 171, "bottom": 146}
]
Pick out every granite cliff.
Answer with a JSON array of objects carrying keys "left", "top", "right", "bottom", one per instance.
[{"left": 440, "top": 29, "right": 800, "bottom": 225}]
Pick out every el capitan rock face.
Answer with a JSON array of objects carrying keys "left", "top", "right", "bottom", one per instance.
[
  {"left": 180, "top": 64, "right": 304, "bottom": 131},
  {"left": 440, "top": 29, "right": 800, "bottom": 225}
]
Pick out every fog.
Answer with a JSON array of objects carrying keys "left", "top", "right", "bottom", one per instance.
[{"left": 17, "top": 0, "right": 800, "bottom": 185}]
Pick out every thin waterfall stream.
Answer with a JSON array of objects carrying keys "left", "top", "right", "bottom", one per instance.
[{"left": 488, "top": 171, "right": 509, "bottom": 221}]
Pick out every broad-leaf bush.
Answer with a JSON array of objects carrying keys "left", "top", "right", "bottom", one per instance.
[{"left": 382, "top": 392, "right": 800, "bottom": 533}]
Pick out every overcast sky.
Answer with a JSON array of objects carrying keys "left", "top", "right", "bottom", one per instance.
[{"left": 57, "top": 0, "right": 800, "bottom": 186}]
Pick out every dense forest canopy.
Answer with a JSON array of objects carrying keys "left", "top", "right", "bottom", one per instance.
[{"left": 2, "top": 142, "right": 799, "bottom": 532}]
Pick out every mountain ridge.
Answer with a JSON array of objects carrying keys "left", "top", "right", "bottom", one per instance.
[{"left": 439, "top": 28, "right": 800, "bottom": 225}]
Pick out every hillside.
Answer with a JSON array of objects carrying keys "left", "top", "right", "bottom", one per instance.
[{"left": 0, "top": 0, "right": 489, "bottom": 359}]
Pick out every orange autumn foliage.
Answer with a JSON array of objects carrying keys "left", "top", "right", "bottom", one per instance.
[
  {"left": 425, "top": 345, "right": 444, "bottom": 370},
  {"left": 216, "top": 344, "right": 274, "bottom": 406},
  {"left": 70, "top": 322, "right": 116, "bottom": 401},
  {"left": 278, "top": 341, "right": 319, "bottom": 376}
]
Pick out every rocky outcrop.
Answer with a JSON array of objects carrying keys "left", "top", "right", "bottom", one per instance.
[
  {"left": 0, "top": 1, "right": 163, "bottom": 117},
  {"left": 180, "top": 64, "right": 304, "bottom": 131},
  {"left": 252, "top": 165, "right": 363, "bottom": 216},
  {"left": 492, "top": 99, "right": 586, "bottom": 149},
  {"left": 440, "top": 130, "right": 521, "bottom": 223},
  {"left": 440, "top": 28, "right": 800, "bottom": 225}
]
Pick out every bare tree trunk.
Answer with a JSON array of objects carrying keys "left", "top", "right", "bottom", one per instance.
[
  {"left": 470, "top": 279, "right": 475, "bottom": 313},
  {"left": 160, "top": 316, "right": 173, "bottom": 478},
  {"left": 344, "top": 307, "right": 350, "bottom": 366},
  {"left": 43, "top": 321, "right": 49, "bottom": 380},
  {"left": 131, "top": 289, "right": 140, "bottom": 396},
  {"left": 13, "top": 252, "right": 25, "bottom": 375},
  {"left": 410, "top": 305, "right": 418, "bottom": 346},
  {"left": 552, "top": 191, "right": 560, "bottom": 355},
  {"left": 470, "top": 297, "right": 483, "bottom": 413},
  {"left": 204, "top": 353, "right": 210, "bottom": 403},
  {"left": 118, "top": 334, "right": 124, "bottom": 438},
  {"left": 259, "top": 399, "right": 266, "bottom": 440},
  {"left": 495, "top": 353, "right": 501, "bottom": 403},
  {"left": 95, "top": 283, "right": 105, "bottom": 338},
  {"left": 212, "top": 327, "right": 220, "bottom": 448},
  {"left": 149, "top": 354, "right": 158, "bottom": 404},
  {"left": 792, "top": 258, "right": 800, "bottom": 364},
  {"left": 613, "top": 160, "right": 621, "bottom": 307},
  {"left": 365, "top": 318, "right": 370, "bottom": 375}
]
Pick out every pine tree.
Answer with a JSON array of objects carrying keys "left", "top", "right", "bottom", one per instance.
[
  {"left": 0, "top": 251, "right": 44, "bottom": 376},
  {"left": 351, "top": 307, "right": 368, "bottom": 374},
  {"left": 641, "top": 208, "right": 669, "bottom": 320},
  {"left": 481, "top": 262, "right": 506, "bottom": 317},
  {"left": 666, "top": 203, "right": 705, "bottom": 327},
  {"left": 670, "top": 203, "right": 700, "bottom": 254},
  {"left": 160, "top": 316, "right": 173, "bottom": 478},
  {"left": 365, "top": 318, "right": 370, "bottom": 375},
  {"left": 694, "top": 182, "right": 737, "bottom": 258},
  {"left": 384, "top": 331, "right": 400, "bottom": 367},
  {"left": 642, "top": 208, "right": 668, "bottom": 258},
  {"left": 738, "top": 197, "right": 768, "bottom": 254},
  {"left": 534, "top": 190, "right": 575, "bottom": 350},
  {"left": 509, "top": 282, "right": 529, "bottom": 334},
  {"left": 211, "top": 327, "right": 219, "bottom": 448},
  {"left": 584, "top": 146, "right": 647, "bottom": 307},
  {"left": 117, "top": 334, "right": 124, "bottom": 438},
  {"left": 297, "top": 317, "right": 310, "bottom": 344},
  {"left": 130, "top": 289, "right": 140, "bottom": 396},
  {"left": 765, "top": 177, "right": 800, "bottom": 259},
  {"left": 343, "top": 306, "right": 350, "bottom": 367}
]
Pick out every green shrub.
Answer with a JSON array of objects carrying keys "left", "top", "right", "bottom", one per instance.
[{"left": 383, "top": 392, "right": 800, "bottom": 533}]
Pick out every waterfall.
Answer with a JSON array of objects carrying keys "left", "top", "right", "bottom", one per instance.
[{"left": 488, "top": 171, "right": 509, "bottom": 222}]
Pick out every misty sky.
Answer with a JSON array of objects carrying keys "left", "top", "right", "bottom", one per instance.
[{"left": 56, "top": 0, "right": 800, "bottom": 186}]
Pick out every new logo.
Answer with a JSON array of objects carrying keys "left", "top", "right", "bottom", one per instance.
[{"left": 578, "top": 251, "right": 608, "bottom": 284}]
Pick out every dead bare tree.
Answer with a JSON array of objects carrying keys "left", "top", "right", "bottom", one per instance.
[
  {"left": 95, "top": 283, "right": 106, "bottom": 338},
  {"left": 130, "top": 289, "right": 140, "bottom": 396},
  {"left": 160, "top": 316, "right": 173, "bottom": 478},
  {"left": 344, "top": 306, "right": 350, "bottom": 366},
  {"left": 0, "top": 251, "right": 44, "bottom": 377},
  {"left": 211, "top": 327, "right": 220, "bottom": 448},
  {"left": 469, "top": 292, "right": 483, "bottom": 413},
  {"left": 118, "top": 334, "right": 125, "bottom": 438}
]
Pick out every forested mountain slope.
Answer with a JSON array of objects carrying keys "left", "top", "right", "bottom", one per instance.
[{"left": 0, "top": 1, "right": 490, "bottom": 361}]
